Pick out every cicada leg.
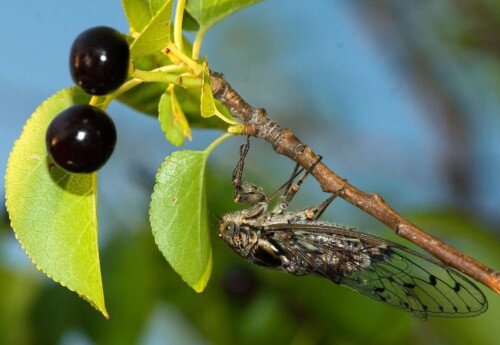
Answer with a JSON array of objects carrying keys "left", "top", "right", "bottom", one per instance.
[
  {"left": 232, "top": 136, "right": 250, "bottom": 197},
  {"left": 301, "top": 195, "right": 337, "bottom": 220},
  {"left": 232, "top": 137, "right": 267, "bottom": 205},
  {"left": 270, "top": 156, "right": 323, "bottom": 215}
]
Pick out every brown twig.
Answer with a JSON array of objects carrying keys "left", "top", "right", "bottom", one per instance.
[{"left": 210, "top": 72, "right": 500, "bottom": 294}]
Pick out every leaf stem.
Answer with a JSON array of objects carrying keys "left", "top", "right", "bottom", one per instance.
[
  {"left": 165, "top": 43, "right": 203, "bottom": 75},
  {"left": 174, "top": 0, "right": 187, "bottom": 51},
  {"left": 131, "top": 69, "right": 202, "bottom": 88},
  {"left": 87, "top": 66, "right": 192, "bottom": 110},
  {"left": 192, "top": 26, "right": 208, "bottom": 60},
  {"left": 204, "top": 132, "right": 234, "bottom": 156}
]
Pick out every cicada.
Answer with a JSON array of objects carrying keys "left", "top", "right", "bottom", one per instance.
[{"left": 218, "top": 138, "right": 488, "bottom": 319}]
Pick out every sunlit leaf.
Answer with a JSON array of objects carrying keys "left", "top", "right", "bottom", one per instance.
[
  {"left": 200, "top": 59, "right": 216, "bottom": 118},
  {"left": 149, "top": 150, "right": 212, "bottom": 292},
  {"left": 158, "top": 86, "right": 192, "bottom": 146},
  {"left": 149, "top": 0, "right": 168, "bottom": 15},
  {"left": 158, "top": 90, "right": 184, "bottom": 146},
  {"left": 130, "top": 0, "right": 174, "bottom": 59},
  {"left": 4, "top": 87, "right": 107, "bottom": 317},
  {"left": 171, "top": 87, "right": 192, "bottom": 140},
  {"left": 185, "top": 0, "right": 264, "bottom": 30},
  {"left": 122, "top": 0, "right": 152, "bottom": 34}
]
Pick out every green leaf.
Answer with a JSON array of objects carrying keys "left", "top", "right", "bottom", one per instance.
[
  {"left": 180, "top": 87, "right": 235, "bottom": 125},
  {"left": 182, "top": 10, "right": 201, "bottom": 31},
  {"left": 4, "top": 87, "right": 108, "bottom": 317},
  {"left": 149, "top": 150, "right": 212, "bottom": 292},
  {"left": 200, "top": 60, "right": 217, "bottom": 117},
  {"left": 158, "top": 91, "right": 182, "bottom": 147},
  {"left": 170, "top": 87, "right": 192, "bottom": 141},
  {"left": 149, "top": 0, "right": 167, "bottom": 15},
  {"left": 122, "top": 0, "right": 152, "bottom": 33},
  {"left": 130, "top": 0, "right": 174, "bottom": 59},
  {"left": 185, "top": 0, "right": 264, "bottom": 30},
  {"left": 158, "top": 87, "right": 192, "bottom": 146}
]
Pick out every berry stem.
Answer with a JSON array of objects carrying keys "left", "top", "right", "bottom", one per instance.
[
  {"left": 174, "top": 0, "right": 187, "bottom": 52},
  {"left": 101, "top": 78, "right": 144, "bottom": 109},
  {"left": 89, "top": 66, "right": 192, "bottom": 110},
  {"left": 130, "top": 69, "right": 202, "bottom": 88}
]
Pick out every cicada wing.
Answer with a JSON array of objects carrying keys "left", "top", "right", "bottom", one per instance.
[
  {"left": 337, "top": 245, "right": 488, "bottom": 318},
  {"left": 270, "top": 223, "right": 488, "bottom": 318},
  {"left": 337, "top": 259, "right": 428, "bottom": 318}
]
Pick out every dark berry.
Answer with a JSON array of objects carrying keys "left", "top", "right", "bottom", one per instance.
[
  {"left": 70, "top": 26, "right": 129, "bottom": 95},
  {"left": 46, "top": 104, "right": 116, "bottom": 173}
]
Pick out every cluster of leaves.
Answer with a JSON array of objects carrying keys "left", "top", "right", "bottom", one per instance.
[{"left": 4, "top": 0, "right": 262, "bottom": 317}]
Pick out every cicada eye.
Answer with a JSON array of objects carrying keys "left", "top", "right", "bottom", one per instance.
[
  {"left": 220, "top": 221, "right": 237, "bottom": 237},
  {"left": 226, "top": 222, "right": 236, "bottom": 235}
]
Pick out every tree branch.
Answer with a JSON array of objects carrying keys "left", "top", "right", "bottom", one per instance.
[{"left": 210, "top": 71, "right": 500, "bottom": 294}]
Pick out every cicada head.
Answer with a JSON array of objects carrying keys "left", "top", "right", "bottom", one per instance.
[{"left": 218, "top": 217, "right": 259, "bottom": 257}]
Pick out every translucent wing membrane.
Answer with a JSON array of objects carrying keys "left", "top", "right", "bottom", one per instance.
[
  {"left": 268, "top": 224, "right": 488, "bottom": 319},
  {"left": 340, "top": 245, "right": 487, "bottom": 318}
]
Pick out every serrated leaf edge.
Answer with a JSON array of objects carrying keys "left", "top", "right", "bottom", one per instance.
[
  {"left": 4, "top": 89, "right": 108, "bottom": 318},
  {"left": 149, "top": 151, "right": 211, "bottom": 292}
]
